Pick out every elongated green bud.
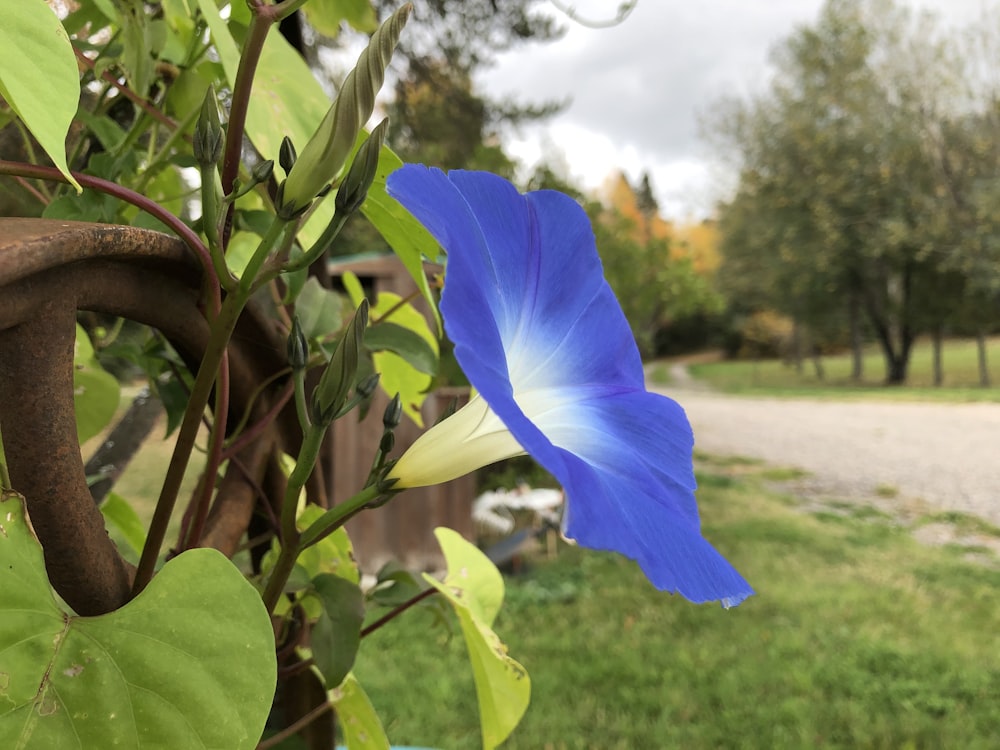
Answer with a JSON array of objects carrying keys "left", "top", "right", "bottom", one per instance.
[
  {"left": 279, "top": 136, "right": 297, "bottom": 175},
  {"left": 311, "top": 299, "right": 369, "bottom": 425},
  {"left": 336, "top": 118, "right": 389, "bottom": 216},
  {"left": 356, "top": 372, "right": 381, "bottom": 399},
  {"left": 287, "top": 316, "right": 308, "bottom": 370},
  {"left": 382, "top": 392, "right": 402, "bottom": 430},
  {"left": 193, "top": 86, "right": 223, "bottom": 167},
  {"left": 252, "top": 159, "right": 274, "bottom": 185},
  {"left": 281, "top": 5, "right": 410, "bottom": 214}
]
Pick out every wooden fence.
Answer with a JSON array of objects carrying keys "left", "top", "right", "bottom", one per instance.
[{"left": 329, "top": 253, "right": 475, "bottom": 574}]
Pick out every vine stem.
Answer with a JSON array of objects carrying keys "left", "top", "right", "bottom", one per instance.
[
  {"left": 179, "top": 351, "right": 229, "bottom": 551},
  {"left": 133, "top": 219, "right": 289, "bottom": 594},
  {"left": 260, "top": 480, "right": 386, "bottom": 615},
  {"left": 361, "top": 587, "right": 439, "bottom": 638},
  {"left": 221, "top": 376, "right": 294, "bottom": 460},
  {"left": 256, "top": 701, "right": 333, "bottom": 750},
  {"left": 220, "top": 7, "right": 278, "bottom": 247},
  {"left": 0, "top": 160, "right": 219, "bottom": 308},
  {"left": 74, "top": 48, "right": 179, "bottom": 131},
  {"left": 133, "top": 288, "right": 245, "bottom": 592}
]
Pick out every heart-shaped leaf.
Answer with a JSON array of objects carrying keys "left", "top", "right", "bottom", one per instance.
[
  {"left": 423, "top": 528, "right": 530, "bottom": 750},
  {"left": 0, "top": 491, "right": 276, "bottom": 749}
]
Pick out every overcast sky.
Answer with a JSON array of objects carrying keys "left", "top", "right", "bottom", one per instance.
[{"left": 475, "top": 0, "right": 991, "bottom": 220}]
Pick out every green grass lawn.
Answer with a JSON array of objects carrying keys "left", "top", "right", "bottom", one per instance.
[
  {"left": 353, "top": 460, "right": 1000, "bottom": 749},
  {"left": 670, "top": 337, "right": 1000, "bottom": 401}
]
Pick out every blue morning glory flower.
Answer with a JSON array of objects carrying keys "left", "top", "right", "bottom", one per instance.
[{"left": 385, "top": 165, "right": 753, "bottom": 607}]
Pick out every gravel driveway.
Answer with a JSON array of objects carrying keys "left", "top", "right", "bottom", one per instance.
[{"left": 654, "top": 370, "right": 1000, "bottom": 528}]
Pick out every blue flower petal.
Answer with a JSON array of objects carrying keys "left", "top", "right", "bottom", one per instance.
[{"left": 386, "top": 165, "right": 753, "bottom": 605}]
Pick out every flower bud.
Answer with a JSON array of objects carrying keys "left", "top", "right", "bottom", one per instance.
[
  {"left": 252, "top": 159, "right": 275, "bottom": 185},
  {"left": 382, "top": 392, "right": 402, "bottom": 430},
  {"left": 193, "top": 86, "right": 223, "bottom": 167},
  {"left": 356, "top": 372, "right": 381, "bottom": 399},
  {"left": 281, "top": 5, "right": 410, "bottom": 214},
  {"left": 335, "top": 118, "right": 388, "bottom": 216},
  {"left": 279, "top": 136, "right": 297, "bottom": 175},
  {"left": 311, "top": 299, "right": 369, "bottom": 425},
  {"left": 287, "top": 316, "right": 308, "bottom": 370}
]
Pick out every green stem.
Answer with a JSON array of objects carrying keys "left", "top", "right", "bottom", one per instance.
[
  {"left": 293, "top": 368, "right": 310, "bottom": 431},
  {"left": 260, "top": 422, "right": 327, "bottom": 614},
  {"left": 298, "top": 482, "right": 385, "bottom": 550},
  {"left": 284, "top": 212, "right": 349, "bottom": 273},
  {"left": 261, "top": 446, "right": 387, "bottom": 614},
  {"left": 133, "top": 219, "right": 289, "bottom": 593}
]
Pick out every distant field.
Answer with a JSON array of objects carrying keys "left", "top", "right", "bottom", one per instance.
[{"left": 664, "top": 337, "right": 1000, "bottom": 401}]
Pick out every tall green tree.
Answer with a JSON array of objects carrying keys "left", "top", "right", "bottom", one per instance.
[{"left": 711, "top": 0, "right": 968, "bottom": 384}]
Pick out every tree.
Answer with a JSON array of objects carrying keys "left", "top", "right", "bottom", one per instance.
[{"left": 710, "top": 0, "right": 967, "bottom": 384}]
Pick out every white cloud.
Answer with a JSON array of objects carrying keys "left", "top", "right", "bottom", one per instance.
[{"left": 476, "top": 0, "right": 995, "bottom": 219}]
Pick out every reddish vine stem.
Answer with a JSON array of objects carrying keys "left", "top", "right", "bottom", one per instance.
[
  {"left": 13, "top": 175, "right": 47, "bottom": 204},
  {"left": 220, "top": 379, "right": 295, "bottom": 461},
  {"left": 220, "top": 7, "right": 278, "bottom": 247},
  {"left": 360, "top": 587, "right": 439, "bottom": 638},
  {"left": 74, "top": 48, "right": 179, "bottom": 132},
  {"left": 0, "top": 161, "right": 218, "bottom": 307},
  {"left": 181, "top": 352, "right": 230, "bottom": 550},
  {"left": 256, "top": 701, "right": 334, "bottom": 750}
]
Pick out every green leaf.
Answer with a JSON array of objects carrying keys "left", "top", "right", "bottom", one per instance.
[
  {"left": 297, "top": 277, "right": 345, "bottom": 343},
  {"left": 154, "top": 374, "right": 190, "bottom": 438},
  {"left": 0, "top": 492, "right": 276, "bottom": 749},
  {"left": 369, "top": 294, "right": 437, "bottom": 426},
  {"left": 423, "top": 528, "right": 530, "bottom": 750},
  {"left": 369, "top": 560, "right": 424, "bottom": 608},
  {"left": 114, "top": 0, "right": 157, "bottom": 99},
  {"left": 75, "top": 110, "right": 127, "bottom": 152},
  {"left": 342, "top": 275, "right": 437, "bottom": 426},
  {"left": 161, "top": 0, "right": 195, "bottom": 37},
  {"left": 225, "top": 229, "right": 263, "bottom": 280},
  {"left": 89, "top": 0, "right": 119, "bottom": 23},
  {"left": 362, "top": 147, "right": 442, "bottom": 331},
  {"left": 42, "top": 191, "right": 118, "bottom": 223},
  {"left": 365, "top": 322, "right": 438, "bottom": 376},
  {"left": 302, "top": 0, "right": 378, "bottom": 37},
  {"left": 0, "top": 0, "right": 82, "bottom": 190},
  {"left": 73, "top": 324, "right": 120, "bottom": 444},
  {"left": 294, "top": 505, "right": 360, "bottom": 585},
  {"left": 193, "top": 0, "right": 240, "bottom": 82},
  {"left": 310, "top": 574, "right": 364, "bottom": 689},
  {"left": 99, "top": 492, "right": 147, "bottom": 558},
  {"left": 329, "top": 673, "right": 390, "bottom": 750}
]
